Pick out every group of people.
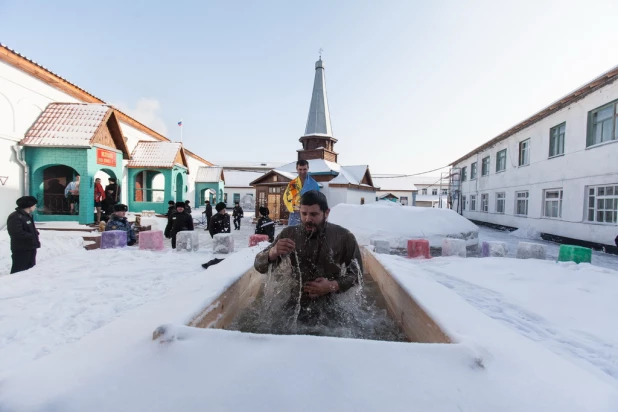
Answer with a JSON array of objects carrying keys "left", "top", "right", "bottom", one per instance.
[{"left": 60, "top": 175, "right": 121, "bottom": 225}]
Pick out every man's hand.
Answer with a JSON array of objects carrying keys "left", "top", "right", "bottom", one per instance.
[
  {"left": 303, "top": 277, "right": 339, "bottom": 299},
  {"left": 268, "top": 238, "right": 296, "bottom": 262}
]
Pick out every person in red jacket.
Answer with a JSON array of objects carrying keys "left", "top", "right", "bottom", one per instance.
[{"left": 94, "top": 178, "right": 106, "bottom": 225}]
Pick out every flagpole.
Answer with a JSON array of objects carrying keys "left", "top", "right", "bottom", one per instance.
[{"left": 180, "top": 118, "right": 183, "bottom": 143}]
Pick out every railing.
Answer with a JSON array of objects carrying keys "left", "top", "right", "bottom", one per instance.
[{"left": 37, "top": 193, "right": 74, "bottom": 215}]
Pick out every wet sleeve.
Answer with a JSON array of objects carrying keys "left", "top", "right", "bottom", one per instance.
[
  {"left": 337, "top": 232, "right": 363, "bottom": 293},
  {"left": 254, "top": 230, "right": 287, "bottom": 273}
]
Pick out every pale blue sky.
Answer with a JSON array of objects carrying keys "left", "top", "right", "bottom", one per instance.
[{"left": 2, "top": 0, "right": 618, "bottom": 173}]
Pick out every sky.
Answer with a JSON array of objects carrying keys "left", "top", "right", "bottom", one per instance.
[{"left": 1, "top": 0, "right": 618, "bottom": 174}]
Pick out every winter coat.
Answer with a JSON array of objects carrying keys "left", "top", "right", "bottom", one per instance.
[
  {"left": 165, "top": 211, "right": 194, "bottom": 238},
  {"left": 94, "top": 183, "right": 106, "bottom": 202},
  {"left": 105, "top": 214, "right": 136, "bottom": 245},
  {"left": 209, "top": 213, "right": 231, "bottom": 238},
  {"left": 7, "top": 208, "right": 41, "bottom": 252},
  {"left": 232, "top": 206, "right": 244, "bottom": 218},
  {"left": 166, "top": 205, "right": 176, "bottom": 217},
  {"left": 205, "top": 203, "right": 213, "bottom": 217},
  {"left": 255, "top": 216, "right": 275, "bottom": 242},
  {"left": 105, "top": 183, "right": 121, "bottom": 203},
  {"left": 184, "top": 205, "right": 192, "bottom": 214}
]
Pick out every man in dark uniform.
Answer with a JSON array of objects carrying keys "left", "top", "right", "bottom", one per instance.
[
  {"left": 209, "top": 202, "right": 231, "bottom": 238},
  {"left": 184, "top": 200, "right": 192, "bottom": 214},
  {"left": 255, "top": 206, "right": 275, "bottom": 242},
  {"left": 103, "top": 177, "right": 121, "bottom": 216},
  {"left": 166, "top": 200, "right": 175, "bottom": 217},
  {"left": 165, "top": 201, "right": 194, "bottom": 249},
  {"left": 204, "top": 200, "right": 213, "bottom": 230},
  {"left": 104, "top": 204, "right": 137, "bottom": 246},
  {"left": 7, "top": 196, "right": 41, "bottom": 274},
  {"left": 232, "top": 201, "right": 244, "bottom": 230}
]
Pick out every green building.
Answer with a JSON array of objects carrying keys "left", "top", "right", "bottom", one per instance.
[{"left": 194, "top": 166, "right": 225, "bottom": 206}]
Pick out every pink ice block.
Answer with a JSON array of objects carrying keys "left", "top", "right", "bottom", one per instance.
[
  {"left": 139, "top": 230, "right": 165, "bottom": 251},
  {"left": 249, "top": 234, "right": 269, "bottom": 247},
  {"left": 407, "top": 239, "right": 431, "bottom": 259}
]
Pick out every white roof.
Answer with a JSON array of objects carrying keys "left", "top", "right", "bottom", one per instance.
[
  {"left": 224, "top": 170, "right": 265, "bottom": 187},
  {"left": 330, "top": 165, "right": 369, "bottom": 185},
  {"left": 21, "top": 103, "right": 112, "bottom": 147},
  {"left": 195, "top": 167, "right": 224, "bottom": 183},
  {"left": 128, "top": 142, "right": 184, "bottom": 168}
]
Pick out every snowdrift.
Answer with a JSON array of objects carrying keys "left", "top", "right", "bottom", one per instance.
[{"left": 328, "top": 202, "right": 479, "bottom": 250}]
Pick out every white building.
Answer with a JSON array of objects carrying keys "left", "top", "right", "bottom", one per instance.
[
  {"left": 372, "top": 175, "right": 417, "bottom": 206},
  {"left": 0, "top": 43, "right": 213, "bottom": 226},
  {"left": 451, "top": 65, "right": 618, "bottom": 250}
]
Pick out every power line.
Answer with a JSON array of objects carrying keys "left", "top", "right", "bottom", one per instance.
[{"left": 372, "top": 165, "right": 451, "bottom": 179}]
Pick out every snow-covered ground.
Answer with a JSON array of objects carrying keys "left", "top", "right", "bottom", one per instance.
[{"left": 1, "top": 210, "right": 618, "bottom": 411}]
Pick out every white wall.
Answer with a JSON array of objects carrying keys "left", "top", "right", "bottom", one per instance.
[
  {"left": 376, "top": 190, "right": 414, "bottom": 205},
  {"left": 346, "top": 189, "right": 377, "bottom": 205},
  {"left": 454, "top": 81, "right": 618, "bottom": 246},
  {"left": 224, "top": 187, "right": 256, "bottom": 208}
]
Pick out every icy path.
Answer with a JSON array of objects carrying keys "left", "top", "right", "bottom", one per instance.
[{"left": 410, "top": 257, "right": 618, "bottom": 387}]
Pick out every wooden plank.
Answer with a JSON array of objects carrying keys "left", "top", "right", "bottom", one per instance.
[{"left": 362, "top": 248, "right": 452, "bottom": 344}]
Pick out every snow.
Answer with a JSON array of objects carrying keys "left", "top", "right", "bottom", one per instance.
[
  {"left": 213, "top": 233, "right": 234, "bottom": 253},
  {"left": 515, "top": 241, "right": 547, "bottom": 259},
  {"left": 195, "top": 166, "right": 224, "bottom": 183},
  {"left": 441, "top": 238, "right": 467, "bottom": 257},
  {"left": 481, "top": 241, "right": 508, "bottom": 257},
  {"left": 509, "top": 225, "right": 542, "bottom": 240},
  {"left": 223, "top": 170, "right": 266, "bottom": 187},
  {"left": 328, "top": 202, "right": 479, "bottom": 248},
  {"left": 127, "top": 141, "right": 183, "bottom": 168},
  {"left": 372, "top": 175, "right": 418, "bottom": 191},
  {"left": 176, "top": 231, "right": 200, "bottom": 251}
]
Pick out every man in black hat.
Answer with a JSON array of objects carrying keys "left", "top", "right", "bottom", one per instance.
[
  {"left": 208, "top": 202, "right": 231, "bottom": 238},
  {"left": 105, "top": 204, "right": 136, "bottom": 246},
  {"left": 255, "top": 206, "right": 275, "bottom": 242},
  {"left": 184, "top": 200, "right": 192, "bottom": 215},
  {"left": 166, "top": 200, "right": 175, "bottom": 217},
  {"left": 164, "top": 202, "right": 194, "bottom": 249},
  {"left": 103, "top": 177, "right": 121, "bottom": 216},
  {"left": 204, "top": 200, "right": 213, "bottom": 230},
  {"left": 7, "top": 196, "right": 41, "bottom": 274},
  {"left": 232, "top": 201, "right": 244, "bottom": 230}
]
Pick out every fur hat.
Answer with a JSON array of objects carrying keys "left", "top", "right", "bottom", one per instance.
[
  {"left": 113, "top": 203, "right": 128, "bottom": 212},
  {"left": 168, "top": 200, "right": 175, "bottom": 205},
  {"left": 175, "top": 202, "right": 185, "bottom": 208},
  {"left": 16, "top": 196, "right": 37, "bottom": 209},
  {"left": 185, "top": 200, "right": 190, "bottom": 204},
  {"left": 215, "top": 202, "right": 226, "bottom": 212},
  {"left": 108, "top": 177, "right": 117, "bottom": 183},
  {"left": 259, "top": 206, "right": 269, "bottom": 216}
]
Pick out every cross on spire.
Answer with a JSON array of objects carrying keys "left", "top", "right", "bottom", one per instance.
[{"left": 318, "top": 48, "right": 323, "bottom": 60}]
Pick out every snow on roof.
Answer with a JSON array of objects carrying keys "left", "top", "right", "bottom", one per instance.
[
  {"left": 128, "top": 141, "right": 184, "bottom": 169},
  {"left": 328, "top": 165, "right": 369, "bottom": 185},
  {"left": 195, "top": 166, "right": 224, "bottom": 183},
  {"left": 21, "top": 103, "right": 112, "bottom": 147},
  {"left": 223, "top": 170, "right": 265, "bottom": 187}
]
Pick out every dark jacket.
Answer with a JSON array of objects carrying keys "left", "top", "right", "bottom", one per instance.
[
  {"left": 184, "top": 205, "right": 192, "bottom": 214},
  {"left": 105, "top": 213, "right": 137, "bottom": 245},
  {"left": 105, "top": 183, "right": 121, "bottom": 203},
  {"left": 7, "top": 208, "right": 41, "bottom": 252},
  {"left": 165, "top": 211, "right": 194, "bottom": 238},
  {"left": 166, "top": 205, "right": 175, "bottom": 217},
  {"left": 255, "top": 216, "right": 275, "bottom": 242},
  {"left": 209, "top": 212, "right": 231, "bottom": 238},
  {"left": 205, "top": 203, "right": 213, "bottom": 217},
  {"left": 232, "top": 206, "right": 244, "bottom": 218}
]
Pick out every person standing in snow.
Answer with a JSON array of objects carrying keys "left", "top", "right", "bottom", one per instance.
[
  {"left": 204, "top": 200, "right": 213, "bottom": 230},
  {"left": 255, "top": 206, "right": 275, "bottom": 242},
  {"left": 283, "top": 160, "right": 319, "bottom": 226},
  {"left": 64, "top": 174, "right": 80, "bottom": 215},
  {"left": 105, "top": 204, "right": 137, "bottom": 246},
  {"left": 209, "top": 202, "right": 231, "bottom": 238},
  {"left": 7, "top": 196, "right": 41, "bottom": 274},
  {"left": 254, "top": 191, "right": 362, "bottom": 321},
  {"left": 166, "top": 200, "right": 175, "bottom": 217},
  {"left": 165, "top": 202, "right": 194, "bottom": 249},
  {"left": 184, "top": 200, "right": 192, "bottom": 214},
  {"left": 103, "top": 177, "right": 121, "bottom": 216},
  {"left": 232, "top": 202, "right": 244, "bottom": 230},
  {"left": 94, "top": 178, "right": 106, "bottom": 225}
]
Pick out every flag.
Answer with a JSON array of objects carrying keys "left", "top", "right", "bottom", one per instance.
[{"left": 177, "top": 120, "right": 183, "bottom": 127}]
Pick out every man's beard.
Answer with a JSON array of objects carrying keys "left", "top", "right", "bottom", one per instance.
[{"left": 301, "top": 220, "right": 326, "bottom": 238}]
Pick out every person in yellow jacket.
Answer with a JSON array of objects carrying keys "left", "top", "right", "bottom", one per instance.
[{"left": 283, "top": 160, "right": 319, "bottom": 226}]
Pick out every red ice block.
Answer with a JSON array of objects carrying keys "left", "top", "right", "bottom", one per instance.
[
  {"left": 139, "top": 230, "right": 165, "bottom": 251},
  {"left": 249, "top": 234, "right": 270, "bottom": 247},
  {"left": 407, "top": 239, "right": 431, "bottom": 259}
]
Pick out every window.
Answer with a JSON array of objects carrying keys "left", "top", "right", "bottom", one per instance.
[
  {"left": 481, "top": 156, "right": 490, "bottom": 176},
  {"left": 224, "top": 193, "right": 228, "bottom": 203},
  {"left": 543, "top": 189, "right": 563, "bottom": 218},
  {"left": 549, "top": 123, "right": 565, "bottom": 157},
  {"left": 360, "top": 197, "right": 365, "bottom": 205},
  {"left": 519, "top": 139, "right": 530, "bottom": 166},
  {"left": 588, "top": 101, "right": 618, "bottom": 147},
  {"left": 515, "top": 191, "right": 529, "bottom": 215},
  {"left": 461, "top": 167, "right": 467, "bottom": 181},
  {"left": 421, "top": 189, "right": 427, "bottom": 195},
  {"left": 258, "top": 191, "right": 266, "bottom": 207},
  {"left": 432, "top": 189, "right": 438, "bottom": 196},
  {"left": 496, "top": 149, "right": 507, "bottom": 172},
  {"left": 470, "top": 195, "right": 476, "bottom": 211},
  {"left": 495, "top": 192, "right": 505, "bottom": 214},
  {"left": 400, "top": 196, "right": 408, "bottom": 205},
  {"left": 470, "top": 162, "right": 477, "bottom": 179},
  {"left": 233, "top": 193, "right": 240, "bottom": 203},
  {"left": 461, "top": 195, "right": 466, "bottom": 211},
  {"left": 268, "top": 187, "right": 281, "bottom": 194},
  {"left": 587, "top": 184, "right": 618, "bottom": 223},
  {"left": 481, "top": 193, "right": 488, "bottom": 212},
  {"left": 441, "top": 189, "right": 448, "bottom": 196}
]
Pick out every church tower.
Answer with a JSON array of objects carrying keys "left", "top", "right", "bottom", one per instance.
[{"left": 297, "top": 57, "right": 338, "bottom": 163}]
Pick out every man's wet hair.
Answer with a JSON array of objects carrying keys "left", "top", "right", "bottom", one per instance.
[
  {"left": 296, "top": 159, "right": 309, "bottom": 168},
  {"left": 300, "top": 190, "right": 328, "bottom": 212}
]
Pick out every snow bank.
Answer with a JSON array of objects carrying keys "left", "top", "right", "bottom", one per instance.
[
  {"left": 328, "top": 203, "right": 479, "bottom": 248},
  {"left": 510, "top": 225, "right": 542, "bottom": 240}
]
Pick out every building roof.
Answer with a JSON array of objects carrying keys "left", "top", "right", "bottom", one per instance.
[
  {"left": 223, "top": 170, "right": 266, "bottom": 187},
  {"left": 213, "top": 161, "right": 286, "bottom": 170},
  {"left": 20, "top": 102, "right": 130, "bottom": 157},
  {"left": 303, "top": 58, "right": 333, "bottom": 137},
  {"left": 195, "top": 166, "right": 225, "bottom": 183},
  {"left": 330, "top": 165, "right": 372, "bottom": 186},
  {"left": 449, "top": 63, "right": 618, "bottom": 166},
  {"left": 0, "top": 43, "right": 212, "bottom": 167},
  {"left": 127, "top": 141, "right": 188, "bottom": 169},
  {"left": 277, "top": 159, "right": 340, "bottom": 175},
  {"left": 372, "top": 175, "right": 419, "bottom": 191}
]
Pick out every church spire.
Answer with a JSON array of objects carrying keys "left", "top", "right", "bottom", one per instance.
[{"left": 303, "top": 54, "right": 333, "bottom": 137}]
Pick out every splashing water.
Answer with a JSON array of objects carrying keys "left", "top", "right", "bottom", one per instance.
[{"left": 291, "top": 251, "right": 303, "bottom": 331}]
